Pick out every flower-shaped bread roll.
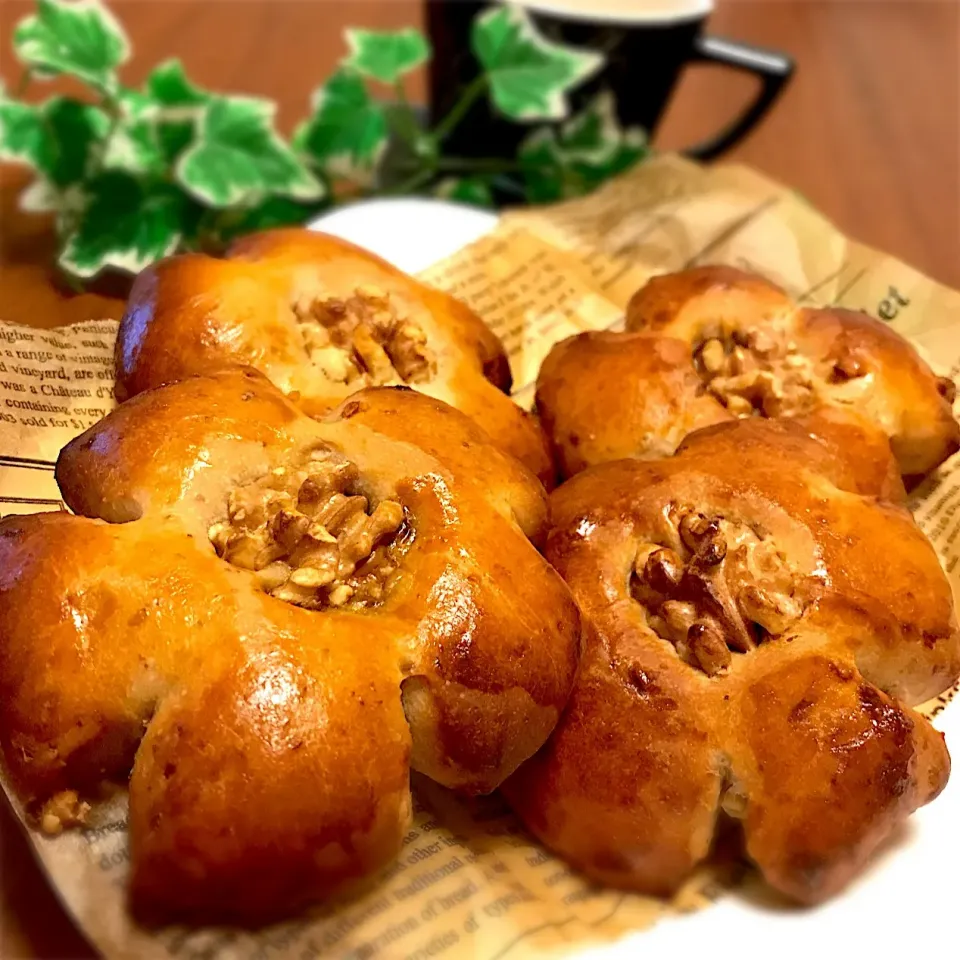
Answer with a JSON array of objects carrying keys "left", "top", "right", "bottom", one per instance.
[
  {"left": 537, "top": 266, "right": 959, "bottom": 479},
  {"left": 117, "top": 229, "right": 553, "bottom": 484},
  {"left": 0, "top": 370, "right": 579, "bottom": 924},
  {"left": 505, "top": 415, "right": 960, "bottom": 904}
]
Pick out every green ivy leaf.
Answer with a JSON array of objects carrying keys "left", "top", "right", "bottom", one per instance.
[
  {"left": 343, "top": 28, "right": 431, "bottom": 84},
  {"left": 17, "top": 177, "right": 61, "bottom": 214},
  {"left": 0, "top": 94, "right": 47, "bottom": 168},
  {"left": 215, "top": 196, "right": 327, "bottom": 244},
  {"left": 13, "top": 0, "right": 129, "bottom": 94},
  {"left": 294, "top": 68, "right": 387, "bottom": 185},
  {"left": 101, "top": 88, "right": 166, "bottom": 175},
  {"left": 471, "top": 6, "right": 603, "bottom": 121},
  {"left": 145, "top": 60, "right": 211, "bottom": 163},
  {"left": 558, "top": 90, "right": 627, "bottom": 159},
  {"left": 0, "top": 95, "right": 109, "bottom": 185},
  {"left": 519, "top": 91, "right": 647, "bottom": 201},
  {"left": 435, "top": 176, "right": 494, "bottom": 209},
  {"left": 176, "top": 95, "right": 324, "bottom": 207},
  {"left": 44, "top": 98, "right": 111, "bottom": 186},
  {"left": 560, "top": 90, "right": 648, "bottom": 181},
  {"left": 146, "top": 59, "right": 209, "bottom": 107},
  {"left": 1, "top": 90, "right": 110, "bottom": 220},
  {"left": 518, "top": 129, "right": 566, "bottom": 203},
  {"left": 59, "top": 171, "right": 193, "bottom": 278}
]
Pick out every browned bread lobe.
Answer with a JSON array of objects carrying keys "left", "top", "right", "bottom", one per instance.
[
  {"left": 0, "top": 369, "right": 580, "bottom": 924},
  {"left": 536, "top": 265, "right": 958, "bottom": 480},
  {"left": 117, "top": 229, "right": 554, "bottom": 485},
  {"left": 505, "top": 416, "right": 959, "bottom": 903}
]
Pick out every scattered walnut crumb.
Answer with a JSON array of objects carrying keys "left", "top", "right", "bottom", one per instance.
[{"left": 39, "top": 790, "right": 90, "bottom": 836}]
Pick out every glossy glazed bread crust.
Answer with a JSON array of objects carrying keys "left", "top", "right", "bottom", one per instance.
[
  {"left": 116, "top": 229, "right": 553, "bottom": 484},
  {"left": 537, "top": 265, "right": 959, "bottom": 479},
  {"left": 505, "top": 417, "right": 959, "bottom": 904},
  {"left": 0, "top": 369, "right": 580, "bottom": 924}
]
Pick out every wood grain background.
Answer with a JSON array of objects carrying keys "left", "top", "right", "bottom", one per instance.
[{"left": 0, "top": 2, "right": 957, "bottom": 956}]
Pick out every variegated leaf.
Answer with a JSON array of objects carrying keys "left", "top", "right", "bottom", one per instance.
[
  {"left": 13, "top": 0, "right": 128, "bottom": 93},
  {"left": 344, "top": 28, "right": 430, "bottom": 84},
  {"left": 294, "top": 69, "right": 387, "bottom": 185},
  {"left": 471, "top": 6, "right": 603, "bottom": 121},
  {"left": 435, "top": 176, "right": 494, "bottom": 208},
  {"left": 177, "top": 96, "right": 324, "bottom": 207},
  {"left": 59, "top": 172, "right": 195, "bottom": 278}
]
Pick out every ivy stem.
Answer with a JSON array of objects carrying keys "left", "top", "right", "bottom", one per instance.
[
  {"left": 393, "top": 78, "right": 410, "bottom": 111},
  {"left": 385, "top": 78, "right": 426, "bottom": 154},
  {"left": 14, "top": 69, "right": 32, "bottom": 97},
  {"left": 430, "top": 74, "right": 488, "bottom": 146},
  {"left": 59, "top": 270, "right": 85, "bottom": 294},
  {"left": 382, "top": 167, "right": 435, "bottom": 197},
  {"left": 386, "top": 151, "right": 558, "bottom": 197},
  {"left": 85, "top": 99, "right": 122, "bottom": 187},
  {"left": 489, "top": 174, "right": 527, "bottom": 199},
  {"left": 202, "top": 208, "right": 240, "bottom": 250},
  {"left": 435, "top": 156, "right": 527, "bottom": 174}
]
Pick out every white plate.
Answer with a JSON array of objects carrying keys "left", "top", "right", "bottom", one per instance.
[
  {"left": 310, "top": 198, "right": 960, "bottom": 959},
  {"left": 310, "top": 197, "right": 497, "bottom": 274}
]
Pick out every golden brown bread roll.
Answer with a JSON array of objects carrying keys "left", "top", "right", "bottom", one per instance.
[
  {"left": 504, "top": 416, "right": 959, "bottom": 904},
  {"left": 537, "top": 265, "right": 959, "bottom": 480},
  {"left": 117, "top": 229, "right": 554, "bottom": 485},
  {"left": 0, "top": 369, "right": 580, "bottom": 924}
]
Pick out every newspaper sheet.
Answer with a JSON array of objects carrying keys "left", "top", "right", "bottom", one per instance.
[{"left": 1, "top": 153, "right": 957, "bottom": 958}]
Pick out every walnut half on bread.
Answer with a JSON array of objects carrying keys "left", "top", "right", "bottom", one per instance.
[
  {"left": 0, "top": 369, "right": 580, "bottom": 925},
  {"left": 536, "top": 265, "right": 959, "bottom": 480},
  {"left": 504, "top": 415, "right": 960, "bottom": 904}
]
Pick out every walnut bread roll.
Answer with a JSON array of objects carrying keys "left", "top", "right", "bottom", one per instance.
[
  {"left": 0, "top": 369, "right": 580, "bottom": 925},
  {"left": 116, "top": 229, "right": 554, "bottom": 485},
  {"left": 504, "top": 416, "right": 960, "bottom": 904},
  {"left": 537, "top": 265, "right": 959, "bottom": 480}
]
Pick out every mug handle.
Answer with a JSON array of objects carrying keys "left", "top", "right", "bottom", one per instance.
[{"left": 682, "top": 35, "right": 794, "bottom": 161}]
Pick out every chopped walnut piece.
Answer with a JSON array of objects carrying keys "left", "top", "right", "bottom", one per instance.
[
  {"left": 724, "top": 395, "right": 754, "bottom": 417},
  {"left": 721, "top": 784, "right": 748, "bottom": 819},
  {"left": 660, "top": 600, "right": 699, "bottom": 639},
  {"left": 210, "top": 454, "right": 410, "bottom": 611},
  {"left": 698, "top": 338, "right": 726, "bottom": 374},
  {"left": 630, "top": 507, "right": 817, "bottom": 676},
  {"left": 687, "top": 620, "right": 732, "bottom": 675},
  {"left": 832, "top": 353, "right": 864, "bottom": 381},
  {"left": 679, "top": 514, "right": 727, "bottom": 566},
  {"left": 642, "top": 547, "right": 684, "bottom": 593},
  {"left": 39, "top": 790, "right": 89, "bottom": 835},
  {"left": 937, "top": 376, "right": 957, "bottom": 405},
  {"left": 292, "top": 286, "right": 436, "bottom": 387},
  {"left": 328, "top": 584, "right": 355, "bottom": 607},
  {"left": 693, "top": 320, "right": 864, "bottom": 419},
  {"left": 739, "top": 583, "right": 803, "bottom": 635}
]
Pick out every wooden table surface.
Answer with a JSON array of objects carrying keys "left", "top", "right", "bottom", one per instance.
[{"left": 0, "top": 1, "right": 957, "bottom": 956}]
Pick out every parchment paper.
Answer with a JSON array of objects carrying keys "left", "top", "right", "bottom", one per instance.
[{"left": 1, "top": 153, "right": 957, "bottom": 958}]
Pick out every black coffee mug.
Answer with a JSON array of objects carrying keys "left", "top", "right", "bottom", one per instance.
[{"left": 426, "top": 0, "right": 794, "bottom": 162}]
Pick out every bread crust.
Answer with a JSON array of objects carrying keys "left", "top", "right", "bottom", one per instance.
[
  {"left": 505, "top": 416, "right": 959, "bottom": 903},
  {"left": 0, "top": 369, "right": 580, "bottom": 924},
  {"left": 537, "top": 266, "right": 959, "bottom": 480},
  {"left": 116, "top": 229, "right": 554, "bottom": 485}
]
